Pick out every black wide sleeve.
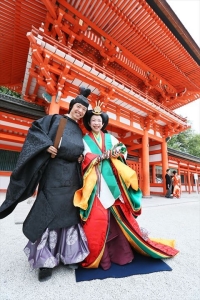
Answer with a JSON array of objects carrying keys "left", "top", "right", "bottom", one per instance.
[{"left": 0, "top": 115, "right": 57, "bottom": 219}]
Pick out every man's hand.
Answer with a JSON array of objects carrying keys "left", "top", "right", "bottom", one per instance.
[
  {"left": 47, "top": 146, "right": 58, "bottom": 158},
  {"left": 78, "top": 154, "right": 84, "bottom": 163}
]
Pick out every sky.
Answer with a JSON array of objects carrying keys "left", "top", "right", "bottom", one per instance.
[{"left": 166, "top": 0, "right": 200, "bottom": 134}]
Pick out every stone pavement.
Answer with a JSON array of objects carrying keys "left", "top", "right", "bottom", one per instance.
[
  {"left": 0, "top": 192, "right": 199, "bottom": 300},
  {"left": 0, "top": 192, "right": 198, "bottom": 225}
]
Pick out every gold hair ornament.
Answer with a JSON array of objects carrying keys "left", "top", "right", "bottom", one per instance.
[{"left": 93, "top": 100, "right": 103, "bottom": 115}]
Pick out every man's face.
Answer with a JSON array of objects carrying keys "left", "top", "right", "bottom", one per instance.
[{"left": 69, "top": 103, "right": 87, "bottom": 121}]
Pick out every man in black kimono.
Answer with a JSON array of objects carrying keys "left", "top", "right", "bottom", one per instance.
[{"left": 0, "top": 87, "right": 91, "bottom": 281}]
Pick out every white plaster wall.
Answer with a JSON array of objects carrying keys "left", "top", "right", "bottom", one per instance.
[
  {"left": 107, "top": 112, "right": 117, "bottom": 120},
  {"left": 133, "top": 122, "right": 142, "bottom": 130},
  {"left": 150, "top": 186, "right": 163, "bottom": 192},
  {"left": 149, "top": 153, "right": 162, "bottom": 162},
  {"left": 156, "top": 132, "right": 162, "bottom": 138},
  {"left": 0, "top": 141, "right": 23, "bottom": 148},
  {"left": 149, "top": 144, "right": 161, "bottom": 151},
  {"left": 169, "top": 163, "right": 178, "bottom": 168},
  {"left": 0, "top": 121, "right": 29, "bottom": 131},
  {"left": 0, "top": 176, "right": 10, "bottom": 189},
  {"left": 29, "top": 77, "right": 37, "bottom": 94},
  {"left": 148, "top": 129, "right": 154, "bottom": 135},
  {"left": 120, "top": 117, "right": 130, "bottom": 125},
  {"left": 61, "top": 95, "right": 73, "bottom": 103}
]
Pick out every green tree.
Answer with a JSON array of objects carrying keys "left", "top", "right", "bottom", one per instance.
[
  {"left": 168, "top": 128, "right": 200, "bottom": 157},
  {"left": 187, "top": 134, "right": 200, "bottom": 156},
  {"left": 0, "top": 86, "right": 21, "bottom": 98}
]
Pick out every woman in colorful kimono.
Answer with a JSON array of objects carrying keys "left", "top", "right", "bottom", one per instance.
[
  {"left": 74, "top": 104, "right": 179, "bottom": 270},
  {"left": 0, "top": 87, "right": 91, "bottom": 281},
  {"left": 172, "top": 171, "right": 181, "bottom": 198}
]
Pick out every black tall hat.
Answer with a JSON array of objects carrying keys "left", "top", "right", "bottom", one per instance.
[
  {"left": 83, "top": 102, "right": 109, "bottom": 131},
  {"left": 69, "top": 87, "right": 91, "bottom": 112}
]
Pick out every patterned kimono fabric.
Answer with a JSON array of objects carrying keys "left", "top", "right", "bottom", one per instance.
[
  {"left": 24, "top": 225, "right": 89, "bottom": 269},
  {"left": 173, "top": 175, "right": 181, "bottom": 198},
  {"left": 74, "top": 132, "right": 179, "bottom": 270}
]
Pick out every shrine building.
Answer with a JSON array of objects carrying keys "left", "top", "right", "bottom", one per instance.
[{"left": 0, "top": 0, "right": 200, "bottom": 196}]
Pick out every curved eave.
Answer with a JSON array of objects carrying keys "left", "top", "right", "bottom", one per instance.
[
  {"left": 55, "top": 0, "right": 200, "bottom": 108},
  {"left": 168, "top": 147, "right": 200, "bottom": 164},
  {"left": 0, "top": 0, "right": 199, "bottom": 111},
  {"left": 0, "top": 93, "right": 46, "bottom": 119},
  {"left": 146, "top": 0, "right": 200, "bottom": 65}
]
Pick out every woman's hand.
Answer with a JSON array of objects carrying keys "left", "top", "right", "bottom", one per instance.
[
  {"left": 98, "top": 150, "right": 120, "bottom": 161},
  {"left": 94, "top": 150, "right": 119, "bottom": 165},
  {"left": 101, "top": 150, "right": 111, "bottom": 160},
  {"left": 47, "top": 146, "right": 58, "bottom": 158},
  {"left": 111, "top": 149, "right": 120, "bottom": 158},
  {"left": 94, "top": 152, "right": 109, "bottom": 165}
]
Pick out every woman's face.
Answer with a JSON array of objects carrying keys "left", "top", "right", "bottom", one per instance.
[
  {"left": 69, "top": 103, "right": 87, "bottom": 121},
  {"left": 89, "top": 115, "right": 104, "bottom": 134}
]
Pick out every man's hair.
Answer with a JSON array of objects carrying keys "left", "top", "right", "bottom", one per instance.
[{"left": 166, "top": 169, "right": 170, "bottom": 172}]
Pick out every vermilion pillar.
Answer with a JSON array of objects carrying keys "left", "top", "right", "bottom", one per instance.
[
  {"left": 178, "top": 162, "right": 181, "bottom": 194},
  {"left": 48, "top": 95, "right": 60, "bottom": 114},
  {"left": 187, "top": 167, "right": 191, "bottom": 194},
  {"left": 178, "top": 162, "right": 180, "bottom": 174},
  {"left": 162, "top": 139, "right": 168, "bottom": 195},
  {"left": 142, "top": 130, "right": 150, "bottom": 197}
]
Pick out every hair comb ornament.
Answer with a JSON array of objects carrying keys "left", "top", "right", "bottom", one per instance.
[
  {"left": 93, "top": 100, "right": 103, "bottom": 115},
  {"left": 83, "top": 101, "right": 109, "bottom": 132}
]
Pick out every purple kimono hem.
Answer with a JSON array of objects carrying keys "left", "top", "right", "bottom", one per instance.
[{"left": 24, "top": 224, "right": 90, "bottom": 269}]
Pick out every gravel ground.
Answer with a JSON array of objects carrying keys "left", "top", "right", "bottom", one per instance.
[{"left": 0, "top": 193, "right": 199, "bottom": 300}]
